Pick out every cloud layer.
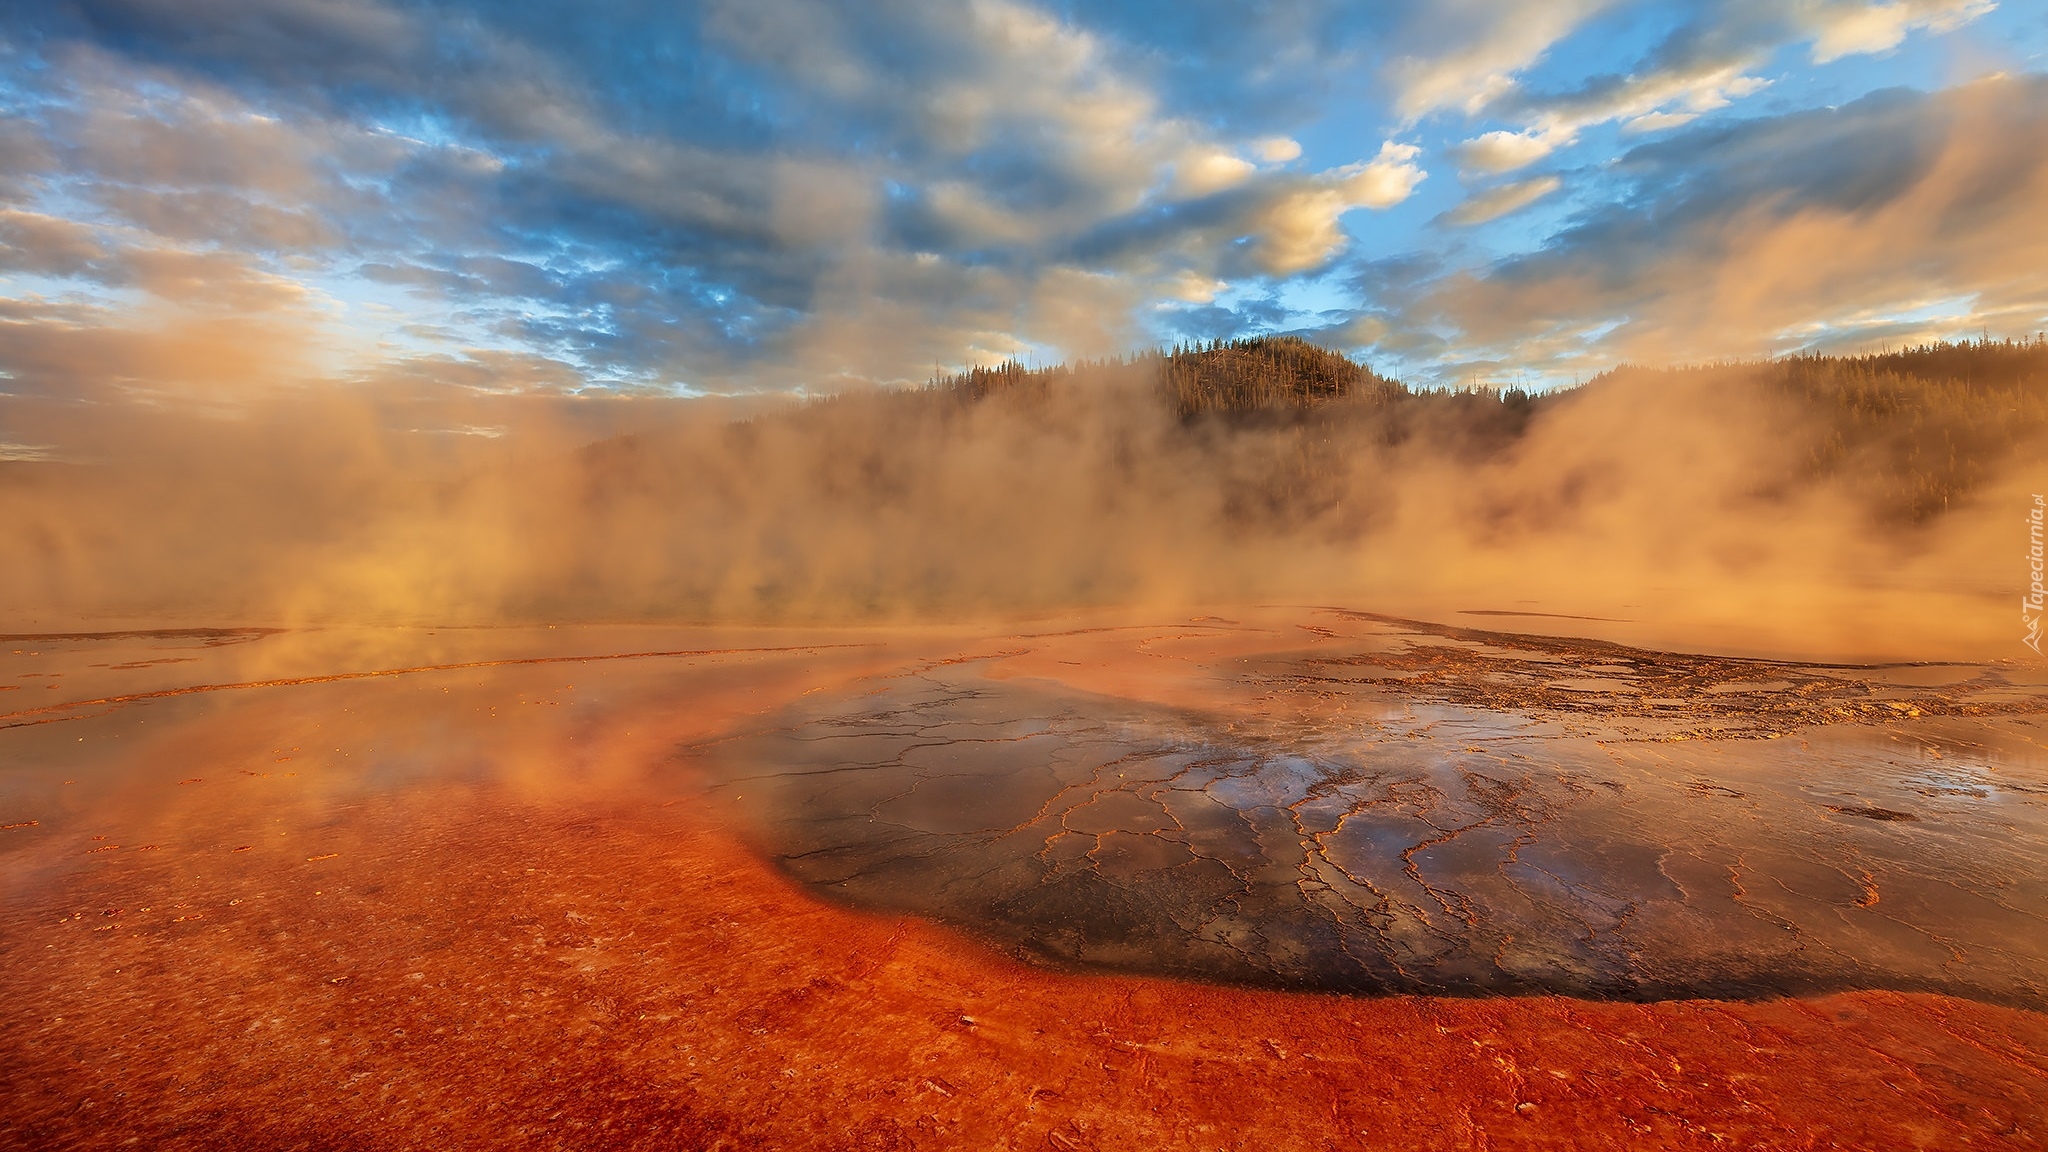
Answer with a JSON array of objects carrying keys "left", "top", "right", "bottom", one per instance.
[
  {"left": 1386, "top": 76, "right": 2048, "bottom": 377},
  {"left": 0, "top": 0, "right": 2039, "bottom": 410}
]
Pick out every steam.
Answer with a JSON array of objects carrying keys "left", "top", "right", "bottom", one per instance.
[{"left": 2, "top": 349, "right": 2037, "bottom": 663}]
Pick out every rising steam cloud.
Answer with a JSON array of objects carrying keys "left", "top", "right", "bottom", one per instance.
[
  {"left": 3, "top": 6, "right": 2045, "bottom": 663},
  {"left": 3, "top": 343, "right": 2038, "bottom": 663}
]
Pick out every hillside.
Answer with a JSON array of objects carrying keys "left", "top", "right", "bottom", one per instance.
[{"left": 910, "top": 334, "right": 2048, "bottom": 525}]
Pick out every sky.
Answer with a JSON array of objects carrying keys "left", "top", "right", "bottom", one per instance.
[{"left": 2, "top": 0, "right": 2047, "bottom": 409}]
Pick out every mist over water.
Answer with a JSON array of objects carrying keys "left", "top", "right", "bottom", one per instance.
[
  {"left": 702, "top": 615, "right": 2048, "bottom": 1006},
  {"left": 3, "top": 345, "right": 2039, "bottom": 662}
]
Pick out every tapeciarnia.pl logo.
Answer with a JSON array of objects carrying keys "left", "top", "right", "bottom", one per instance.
[{"left": 2028, "top": 493, "right": 2045, "bottom": 655}]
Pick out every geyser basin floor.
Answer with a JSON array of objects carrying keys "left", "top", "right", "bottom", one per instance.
[
  {"left": 710, "top": 613, "right": 2048, "bottom": 1004},
  {"left": 3, "top": 613, "right": 2045, "bottom": 1150}
]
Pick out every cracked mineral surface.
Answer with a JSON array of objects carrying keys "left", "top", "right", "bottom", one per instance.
[{"left": 704, "top": 610, "right": 2048, "bottom": 1005}]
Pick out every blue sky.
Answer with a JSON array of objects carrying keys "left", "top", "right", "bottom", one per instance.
[{"left": 2, "top": 0, "right": 2046, "bottom": 408}]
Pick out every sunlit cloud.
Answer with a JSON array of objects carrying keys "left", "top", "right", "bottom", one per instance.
[
  {"left": 0, "top": 0, "right": 2037, "bottom": 409},
  {"left": 1441, "top": 175, "right": 1562, "bottom": 226},
  {"left": 1456, "top": 61, "right": 1774, "bottom": 174},
  {"left": 1805, "top": 0, "right": 1998, "bottom": 63},
  {"left": 1173, "top": 149, "right": 1260, "bottom": 196},
  {"left": 1251, "top": 136, "right": 1303, "bottom": 164},
  {"left": 1350, "top": 76, "right": 2048, "bottom": 382},
  {"left": 1387, "top": 0, "right": 1616, "bottom": 120},
  {"left": 1240, "top": 142, "right": 1427, "bottom": 275},
  {"left": 1456, "top": 129, "right": 1561, "bottom": 174}
]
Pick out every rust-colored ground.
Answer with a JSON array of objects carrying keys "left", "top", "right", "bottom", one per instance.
[
  {"left": 3, "top": 618, "right": 2045, "bottom": 1150},
  {"left": 5, "top": 789, "right": 2046, "bottom": 1151}
]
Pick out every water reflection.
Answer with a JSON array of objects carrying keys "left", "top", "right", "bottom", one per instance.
[{"left": 706, "top": 639, "right": 2048, "bottom": 1006}]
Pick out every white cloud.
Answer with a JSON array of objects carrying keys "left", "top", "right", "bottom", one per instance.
[
  {"left": 1391, "top": 77, "right": 2048, "bottom": 375},
  {"left": 1388, "top": 0, "right": 1613, "bottom": 120},
  {"left": 1248, "top": 142, "right": 1425, "bottom": 275},
  {"left": 1811, "top": 3, "right": 1915, "bottom": 61},
  {"left": 1345, "top": 141, "right": 1429, "bottom": 209},
  {"left": 1431, "top": 1, "right": 1984, "bottom": 181},
  {"left": 1457, "top": 129, "right": 1560, "bottom": 173},
  {"left": 1621, "top": 110, "right": 1699, "bottom": 134},
  {"left": 1164, "top": 270, "right": 1227, "bottom": 303},
  {"left": 1252, "top": 136, "right": 1303, "bottom": 164},
  {"left": 1806, "top": 0, "right": 1996, "bottom": 63},
  {"left": 1456, "top": 63, "right": 1773, "bottom": 172},
  {"left": 1174, "top": 149, "right": 1258, "bottom": 196},
  {"left": 1443, "top": 175, "right": 1562, "bottom": 226}
]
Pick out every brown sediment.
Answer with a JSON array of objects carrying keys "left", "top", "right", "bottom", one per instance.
[
  {"left": 0, "top": 642, "right": 870, "bottom": 731},
  {"left": 0, "top": 628, "right": 285, "bottom": 645},
  {"left": 1459, "top": 610, "right": 1630, "bottom": 623},
  {"left": 1299, "top": 610, "right": 2036, "bottom": 740}
]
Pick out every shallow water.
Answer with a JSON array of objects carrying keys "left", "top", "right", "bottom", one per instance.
[{"left": 702, "top": 614, "right": 2048, "bottom": 1004}]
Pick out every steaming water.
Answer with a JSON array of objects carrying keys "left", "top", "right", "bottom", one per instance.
[
  {"left": 7, "top": 614, "right": 2044, "bottom": 1009},
  {"left": 703, "top": 626, "right": 2048, "bottom": 1005}
]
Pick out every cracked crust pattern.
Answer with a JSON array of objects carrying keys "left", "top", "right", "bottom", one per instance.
[{"left": 706, "top": 614, "right": 2048, "bottom": 1005}]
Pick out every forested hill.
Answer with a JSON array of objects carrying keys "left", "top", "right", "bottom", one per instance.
[{"left": 901, "top": 333, "right": 2048, "bottom": 524}]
